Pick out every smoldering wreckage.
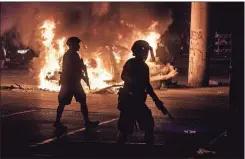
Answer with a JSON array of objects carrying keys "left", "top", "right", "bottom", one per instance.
[{"left": 1, "top": 3, "right": 179, "bottom": 93}]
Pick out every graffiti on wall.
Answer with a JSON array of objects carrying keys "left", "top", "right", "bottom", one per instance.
[
  {"left": 189, "top": 29, "right": 206, "bottom": 76},
  {"left": 190, "top": 30, "right": 205, "bottom": 60},
  {"left": 214, "top": 33, "right": 232, "bottom": 54}
]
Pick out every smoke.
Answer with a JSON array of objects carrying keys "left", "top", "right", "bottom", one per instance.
[
  {"left": 118, "top": 3, "right": 173, "bottom": 34},
  {"left": 1, "top": 2, "right": 173, "bottom": 48},
  {"left": 92, "top": 2, "right": 110, "bottom": 16},
  {"left": 1, "top": 3, "right": 89, "bottom": 48},
  {"left": 1, "top": 2, "right": 173, "bottom": 83}
]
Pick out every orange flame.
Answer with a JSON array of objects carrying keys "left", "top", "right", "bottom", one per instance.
[
  {"left": 38, "top": 19, "right": 162, "bottom": 92},
  {"left": 38, "top": 20, "right": 66, "bottom": 91},
  {"left": 84, "top": 56, "right": 113, "bottom": 90}
]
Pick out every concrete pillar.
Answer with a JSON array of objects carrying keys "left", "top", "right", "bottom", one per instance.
[{"left": 188, "top": 2, "right": 209, "bottom": 87}]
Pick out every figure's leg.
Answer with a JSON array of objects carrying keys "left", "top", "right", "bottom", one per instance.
[
  {"left": 55, "top": 103, "right": 65, "bottom": 123},
  {"left": 80, "top": 100, "right": 89, "bottom": 123},
  {"left": 144, "top": 128, "right": 154, "bottom": 145},
  {"left": 116, "top": 131, "right": 128, "bottom": 144},
  {"left": 79, "top": 101, "right": 99, "bottom": 128},
  {"left": 140, "top": 106, "right": 155, "bottom": 145},
  {"left": 54, "top": 86, "right": 72, "bottom": 128},
  {"left": 53, "top": 103, "right": 66, "bottom": 128},
  {"left": 0, "top": 60, "right": 4, "bottom": 70},
  {"left": 117, "top": 111, "right": 134, "bottom": 144},
  {"left": 75, "top": 87, "right": 99, "bottom": 128}
]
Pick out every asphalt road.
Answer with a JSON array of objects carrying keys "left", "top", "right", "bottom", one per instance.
[{"left": 1, "top": 86, "right": 230, "bottom": 158}]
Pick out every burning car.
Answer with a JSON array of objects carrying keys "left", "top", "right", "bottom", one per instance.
[
  {"left": 5, "top": 47, "right": 38, "bottom": 68},
  {"left": 37, "top": 19, "right": 178, "bottom": 92}
]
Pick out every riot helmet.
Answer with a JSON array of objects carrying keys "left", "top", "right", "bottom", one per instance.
[
  {"left": 66, "top": 37, "right": 81, "bottom": 51},
  {"left": 131, "top": 40, "right": 151, "bottom": 61}
]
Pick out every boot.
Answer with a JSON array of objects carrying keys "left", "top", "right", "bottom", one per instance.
[
  {"left": 116, "top": 132, "right": 127, "bottom": 144},
  {"left": 85, "top": 120, "right": 99, "bottom": 129},
  {"left": 53, "top": 121, "right": 67, "bottom": 129},
  {"left": 144, "top": 131, "right": 154, "bottom": 145}
]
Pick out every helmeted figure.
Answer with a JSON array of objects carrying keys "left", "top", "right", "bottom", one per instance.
[
  {"left": 54, "top": 37, "right": 99, "bottom": 129},
  {"left": 117, "top": 40, "right": 166, "bottom": 144},
  {"left": 0, "top": 40, "right": 6, "bottom": 71}
]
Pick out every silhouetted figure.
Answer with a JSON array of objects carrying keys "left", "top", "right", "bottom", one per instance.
[
  {"left": 156, "top": 40, "right": 172, "bottom": 65},
  {"left": 155, "top": 41, "right": 176, "bottom": 89},
  {"left": 54, "top": 37, "right": 99, "bottom": 129},
  {"left": 0, "top": 40, "right": 6, "bottom": 71},
  {"left": 117, "top": 40, "right": 166, "bottom": 144}
]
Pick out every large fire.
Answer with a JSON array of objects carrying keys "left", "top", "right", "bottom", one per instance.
[
  {"left": 38, "top": 20, "right": 66, "bottom": 92},
  {"left": 38, "top": 19, "right": 171, "bottom": 92}
]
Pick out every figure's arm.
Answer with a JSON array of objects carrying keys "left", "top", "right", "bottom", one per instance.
[
  {"left": 145, "top": 66, "right": 158, "bottom": 100},
  {"left": 76, "top": 56, "right": 86, "bottom": 80},
  {"left": 62, "top": 54, "right": 69, "bottom": 74},
  {"left": 149, "top": 46, "right": 156, "bottom": 62},
  {"left": 79, "top": 58, "right": 90, "bottom": 89},
  {"left": 147, "top": 81, "right": 169, "bottom": 115},
  {"left": 80, "top": 58, "right": 85, "bottom": 71},
  {"left": 79, "top": 58, "right": 85, "bottom": 77},
  {"left": 145, "top": 66, "right": 167, "bottom": 114},
  {"left": 146, "top": 81, "right": 159, "bottom": 101},
  {"left": 59, "top": 54, "right": 69, "bottom": 85},
  {"left": 121, "top": 60, "right": 135, "bottom": 84}
]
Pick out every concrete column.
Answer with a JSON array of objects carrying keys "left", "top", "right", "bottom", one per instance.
[{"left": 188, "top": 2, "right": 209, "bottom": 87}]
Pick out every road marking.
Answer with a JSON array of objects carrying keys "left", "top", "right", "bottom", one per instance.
[
  {"left": 30, "top": 118, "right": 119, "bottom": 147},
  {"left": 1, "top": 109, "right": 37, "bottom": 118},
  {"left": 208, "top": 131, "right": 227, "bottom": 145},
  {"left": 72, "top": 140, "right": 165, "bottom": 146},
  {"left": 32, "top": 154, "right": 53, "bottom": 157},
  {"left": 194, "top": 131, "right": 227, "bottom": 157}
]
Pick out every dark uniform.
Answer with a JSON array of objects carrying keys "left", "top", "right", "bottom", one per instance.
[
  {"left": 118, "top": 58, "right": 155, "bottom": 134},
  {"left": 117, "top": 40, "right": 165, "bottom": 144},
  {"left": 58, "top": 50, "right": 86, "bottom": 105},
  {"left": 54, "top": 37, "right": 99, "bottom": 129}
]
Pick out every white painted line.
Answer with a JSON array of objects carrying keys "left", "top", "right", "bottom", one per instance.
[
  {"left": 30, "top": 118, "right": 119, "bottom": 147},
  {"left": 94, "top": 141, "right": 164, "bottom": 146},
  {"left": 208, "top": 131, "right": 227, "bottom": 145},
  {"left": 1, "top": 109, "right": 37, "bottom": 118},
  {"left": 194, "top": 131, "right": 227, "bottom": 157},
  {"left": 32, "top": 154, "right": 53, "bottom": 157},
  {"left": 71, "top": 140, "right": 165, "bottom": 146}
]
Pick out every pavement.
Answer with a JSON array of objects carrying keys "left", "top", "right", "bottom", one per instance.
[{"left": 1, "top": 69, "right": 242, "bottom": 159}]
